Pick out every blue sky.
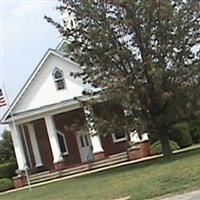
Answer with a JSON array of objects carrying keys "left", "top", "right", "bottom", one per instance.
[{"left": 0, "top": 0, "right": 61, "bottom": 134}]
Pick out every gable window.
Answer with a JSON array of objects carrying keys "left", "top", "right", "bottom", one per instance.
[
  {"left": 112, "top": 131, "right": 127, "bottom": 143},
  {"left": 53, "top": 68, "right": 66, "bottom": 90},
  {"left": 57, "top": 130, "right": 68, "bottom": 155}
]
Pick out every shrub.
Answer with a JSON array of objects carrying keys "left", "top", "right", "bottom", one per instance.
[
  {"left": 189, "top": 120, "right": 200, "bottom": 143},
  {"left": 169, "top": 122, "right": 192, "bottom": 148},
  {"left": 0, "top": 162, "right": 17, "bottom": 179},
  {"left": 151, "top": 140, "right": 180, "bottom": 155},
  {"left": 0, "top": 178, "right": 14, "bottom": 192},
  {"left": 148, "top": 130, "right": 160, "bottom": 144}
]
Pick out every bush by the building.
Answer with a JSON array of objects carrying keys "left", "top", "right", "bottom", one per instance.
[
  {"left": 189, "top": 120, "right": 200, "bottom": 143},
  {"left": 151, "top": 140, "right": 180, "bottom": 155},
  {"left": 0, "top": 162, "right": 17, "bottom": 179},
  {"left": 0, "top": 178, "right": 14, "bottom": 192},
  {"left": 148, "top": 130, "right": 160, "bottom": 144},
  {"left": 169, "top": 122, "right": 192, "bottom": 148}
]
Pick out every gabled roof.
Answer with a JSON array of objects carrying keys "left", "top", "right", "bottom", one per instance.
[{"left": 1, "top": 48, "right": 79, "bottom": 124}]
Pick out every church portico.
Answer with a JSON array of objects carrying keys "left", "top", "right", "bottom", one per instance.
[
  {"left": 8, "top": 105, "right": 151, "bottom": 188},
  {"left": 11, "top": 107, "right": 105, "bottom": 173},
  {"left": 11, "top": 119, "right": 53, "bottom": 173},
  {"left": 11, "top": 105, "right": 130, "bottom": 173}
]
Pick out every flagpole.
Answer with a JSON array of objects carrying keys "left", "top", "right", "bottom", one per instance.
[{"left": 2, "top": 84, "right": 32, "bottom": 192}]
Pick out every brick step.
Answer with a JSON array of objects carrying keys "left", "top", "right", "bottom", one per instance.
[
  {"left": 62, "top": 163, "right": 89, "bottom": 174},
  {"left": 60, "top": 166, "right": 90, "bottom": 177},
  {"left": 29, "top": 152, "right": 129, "bottom": 185},
  {"left": 30, "top": 165, "right": 90, "bottom": 183},
  {"left": 92, "top": 154, "right": 128, "bottom": 166},
  {"left": 30, "top": 172, "right": 60, "bottom": 184},
  {"left": 30, "top": 164, "right": 88, "bottom": 181},
  {"left": 61, "top": 157, "right": 128, "bottom": 178},
  {"left": 58, "top": 156, "right": 129, "bottom": 177},
  {"left": 91, "top": 157, "right": 128, "bottom": 169},
  {"left": 30, "top": 156, "right": 128, "bottom": 182},
  {"left": 29, "top": 170, "right": 50, "bottom": 179},
  {"left": 30, "top": 171, "right": 57, "bottom": 182},
  {"left": 109, "top": 152, "right": 128, "bottom": 159},
  {"left": 30, "top": 157, "right": 128, "bottom": 185}
]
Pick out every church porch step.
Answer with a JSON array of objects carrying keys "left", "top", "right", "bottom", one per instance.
[{"left": 28, "top": 151, "right": 129, "bottom": 185}]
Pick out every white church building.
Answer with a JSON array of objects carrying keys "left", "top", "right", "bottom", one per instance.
[{"left": 1, "top": 10, "right": 150, "bottom": 188}]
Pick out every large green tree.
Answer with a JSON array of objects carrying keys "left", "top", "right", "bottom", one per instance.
[{"left": 46, "top": 0, "right": 200, "bottom": 158}]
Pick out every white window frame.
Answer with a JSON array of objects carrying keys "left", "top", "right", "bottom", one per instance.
[
  {"left": 52, "top": 68, "right": 66, "bottom": 90},
  {"left": 56, "top": 130, "right": 69, "bottom": 155},
  {"left": 112, "top": 132, "right": 128, "bottom": 143}
]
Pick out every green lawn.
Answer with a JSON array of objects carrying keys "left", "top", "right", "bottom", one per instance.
[{"left": 1, "top": 148, "right": 200, "bottom": 200}]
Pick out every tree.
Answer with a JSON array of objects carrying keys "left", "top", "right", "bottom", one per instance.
[
  {"left": 46, "top": 0, "right": 200, "bottom": 158},
  {"left": 0, "top": 130, "right": 16, "bottom": 164}
]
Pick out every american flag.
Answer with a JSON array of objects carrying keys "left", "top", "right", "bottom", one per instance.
[{"left": 0, "top": 89, "right": 7, "bottom": 107}]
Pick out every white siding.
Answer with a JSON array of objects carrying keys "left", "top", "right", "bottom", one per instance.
[{"left": 13, "top": 54, "right": 91, "bottom": 113}]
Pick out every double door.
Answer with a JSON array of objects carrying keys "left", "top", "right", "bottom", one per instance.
[{"left": 76, "top": 132, "right": 93, "bottom": 163}]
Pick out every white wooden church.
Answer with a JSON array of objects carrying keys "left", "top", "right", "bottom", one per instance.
[{"left": 1, "top": 10, "right": 150, "bottom": 188}]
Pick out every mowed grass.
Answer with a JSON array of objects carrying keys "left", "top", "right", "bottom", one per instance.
[{"left": 1, "top": 148, "right": 200, "bottom": 200}]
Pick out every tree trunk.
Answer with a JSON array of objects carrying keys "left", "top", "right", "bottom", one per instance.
[{"left": 159, "top": 130, "right": 173, "bottom": 159}]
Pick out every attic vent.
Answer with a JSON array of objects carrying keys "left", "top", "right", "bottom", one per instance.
[{"left": 52, "top": 68, "right": 66, "bottom": 90}]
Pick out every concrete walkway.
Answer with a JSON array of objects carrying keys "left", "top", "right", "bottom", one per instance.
[
  {"left": 112, "top": 190, "right": 200, "bottom": 200},
  {"left": 161, "top": 190, "right": 200, "bottom": 200}
]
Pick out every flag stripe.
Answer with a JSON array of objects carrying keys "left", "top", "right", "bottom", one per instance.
[{"left": 0, "top": 88, "right": 7, "bottom": 108}]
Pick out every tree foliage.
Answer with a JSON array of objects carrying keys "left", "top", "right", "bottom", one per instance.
[
  {"left": 46, "top": 0, "right": 200, "bottom": 157},
  {"left": 0, "top": 130, "right": 16, "bottom": 164}
]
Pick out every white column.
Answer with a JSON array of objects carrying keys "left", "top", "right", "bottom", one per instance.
[
  {"left": 141, "top": 132, "right": 149, "bottom": 142},
  {"left": 44, "top": 115, "right": 62, "bottom": 163},
  {"left": 9, "top": 123, "right": 26, "bottom": 170},
  {"left": 129, "top": 130, "right": 141, "bottom": 144},
  {"left": 83, "top": 105, "right": 104, "bottom": 154},
  {"left": 26, "top": 123, "right": 43, "bottom": 167},
  {"left": 90, "top": 134, "right": 104, "bottom": 153},
  {"left": 21, "top": 125, "right": 33, "bottom": 168}
]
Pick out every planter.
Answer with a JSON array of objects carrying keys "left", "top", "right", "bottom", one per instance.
[
  {"left": 140, "top": 141, "right": 151, "bottom": 157},
  {"left": 127, "top": 145, "right": 142, "bottom": 160},
  {"left": 93, "top": 152, "right": 106, "bottom": 161},
  {"left": 13, "top": 174, "right": 27, "bottom": 188},
  {"left": 54, "top": 161, "right": 66, "bottom": 171}
]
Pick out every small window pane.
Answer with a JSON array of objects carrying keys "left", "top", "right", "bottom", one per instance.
[
  {"left": 57, "top": 133, "right": 67, "bottom": 153},
  {"left": 56, "top": 79, "right": 65, "bottom": 90},
  {"left": 84, "top": 135, "right": 89, "bottom": 146},
  {"left": 115, "top": 132, "right": 126, "bottom": 139},
  {"left": 53, "top": 68, "right": 66, "bottom": 91},
  {"left": 80, "top": 135, "right": 84, "bottom": 147}
]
